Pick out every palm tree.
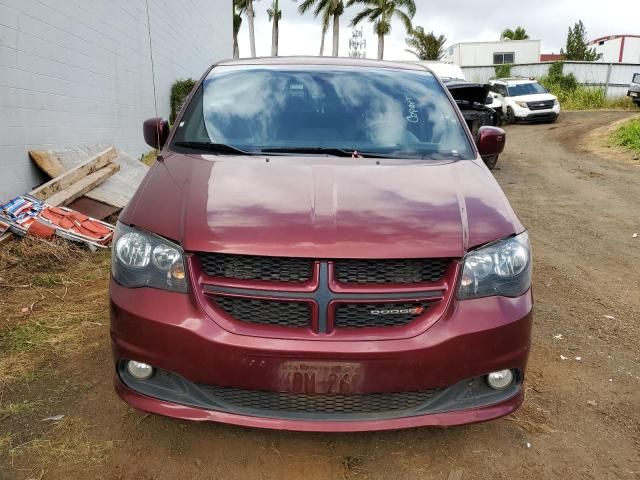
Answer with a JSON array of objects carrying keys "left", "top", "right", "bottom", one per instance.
[
  {"left": 245, "top": 0, "right": 258, "bottom": 57},
  {"left": 297, "top": 0, "right": 345, "bottom": 57},
  {"left": 233, "top": 0, "right": 244, "bottom": 59},
  {"left": 347, "top": 0, "right": 416, "bottom": 60},
  {"left": 405, "top": 27, "right": 446, "bottom": 60},
  {"left": 318, "top": 10, "right": 330, "bottom": 56},
  {"left": 267, "top": 0, "right": 282, "bottom": 56},
  {"left": 500, "top": 26, "right": 529, "bottom": 41}
]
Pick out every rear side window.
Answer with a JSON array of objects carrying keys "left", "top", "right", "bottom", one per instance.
[
  {"left": 633, "top": 73, "right": 640, "bottom": 84},
  {"left": 174, "top": 66, "right": 474, "bottom": 160}
]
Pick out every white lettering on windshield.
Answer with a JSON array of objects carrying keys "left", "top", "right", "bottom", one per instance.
[{"left": 405, "top": 95, "right": 419, "bottom": 123}]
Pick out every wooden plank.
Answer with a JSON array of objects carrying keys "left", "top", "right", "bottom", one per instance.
[
  {"left": 67, "top": 197, "right": 119, "bottom": 220},
  {"left": 45, "top": 163, "right": 120, "bottom": 207},
  {"left": 29, "top": 147, "right": 117, "bottom": 200}
]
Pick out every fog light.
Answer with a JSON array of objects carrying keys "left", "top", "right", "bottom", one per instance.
[
  {"left": 486, "top": 369, "right": 514, "bottom": 390},
  {"left": 126, "top": 360, "right": 154, "bottom": 380}
]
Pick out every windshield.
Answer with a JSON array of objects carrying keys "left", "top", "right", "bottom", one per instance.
[
  {"left": 507, "top": 82, "right": 548, "bottom": 96},
  {"left": 172, "top": 65, "right": 474, "bottom": 160}
]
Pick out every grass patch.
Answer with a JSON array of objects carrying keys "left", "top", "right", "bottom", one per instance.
[
  {"left": 544, "top": 84, "right": 633, "bottom": 110},
  {"left": 140, "top": 149, "right": 158, "bottom": 166},
  {"left": 0, "top": 401, "right": 38, "bottom": 419},
  {"left": 0, "top": 321, "right": 49, "bottom": 353},
  {"left": 0, "top": 238, "right": 111, "bottom": 383},
  {"left": 31, "top": 274, "right": 62, "bottom": 288},
  {"left": 610, "top": 118, "right": 640, "bottom": 153},
  {"left": 7, "top": 417, "right": 118, "bottom": 473}
]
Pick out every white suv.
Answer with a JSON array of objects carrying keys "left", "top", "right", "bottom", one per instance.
[{"left": 489, "top": 78, "right": 560, "bottom": 123}]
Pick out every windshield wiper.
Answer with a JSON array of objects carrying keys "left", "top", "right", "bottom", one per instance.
[
  {"left": 173, "top": 141, "right": 254, "bottom": 155},
  {"left": 260, "top": 147, "right": 396, "bottom": 158}
]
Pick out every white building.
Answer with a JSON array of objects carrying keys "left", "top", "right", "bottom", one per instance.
[
  {"left": 441, "top": 40, "right": 541, "bottom": 67},
  {"left": 590, "top": 35, "right": 640, "bottom": 63},
  {"left": 0, "top": 0, "right": 232, "bottom": 200}
]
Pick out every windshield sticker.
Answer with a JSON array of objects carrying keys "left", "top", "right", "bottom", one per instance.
[{"left": 405, "top": 95, "right": 419, "bottom": 123}]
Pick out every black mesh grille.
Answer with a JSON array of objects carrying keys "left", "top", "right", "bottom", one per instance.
[
  {"left": 335, "top": 302, "right": 431, "bottom": 328},
  {"left": 198, "top": 385, "right": 443, "bottom": 414},
  {"left": 214, "top": 296, "right": 310, "bottom": 328},
  {"left": 334, "top": 259, "right": 449, "bottom": 284},
  {"left": 198, "top": 253, "right": 313, "bottom": 282},
  {"left": 527, "top": 100, "right": 555, "bottom": 111}
]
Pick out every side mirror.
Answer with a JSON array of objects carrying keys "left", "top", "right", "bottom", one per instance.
[
  {"left": 143, "top": 118, "right": 170, "bottom": 150},
  {"left": 477, "top": 126, "right": 506, "bottom": 156}
]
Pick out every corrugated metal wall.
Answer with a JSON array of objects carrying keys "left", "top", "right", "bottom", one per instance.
[{"left": 0, "top": 0, "right": 232, "bottom": 201}]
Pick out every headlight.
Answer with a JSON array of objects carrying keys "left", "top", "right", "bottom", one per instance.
[
  {"left": 553, "top": 99, "right": 559, "bottom": 106},
  {"left": 515, "top": 101, "right": 528, "bottom": 108},
  {"left": 457, "top": 232, "right": 531, "bottom": 299},
  {"left": 112, "top": 222, "right": 187, "bottom": 292}
]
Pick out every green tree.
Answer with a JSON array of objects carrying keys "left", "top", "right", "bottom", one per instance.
[
  {"left": 297, "top": 0, "right": 345, "bottom": 57},
  {"left": 347, "top": 0, "right": 416, "bottom": 59},
  {"left": 267, "top": 0, "right": 282, "bottom": 56},
  {"left": 405, "top": 27, "right": 446, "bottom": 60},
  {"left": 500, "top": 26, "right": 529, "bottom": 41},
  {"left": 561, "top": 20, "right": 598, "bottom": 61}
]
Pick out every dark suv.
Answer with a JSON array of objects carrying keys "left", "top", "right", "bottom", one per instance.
[{"left": 110, "top": 57, "right": 532, "bottom": 432}]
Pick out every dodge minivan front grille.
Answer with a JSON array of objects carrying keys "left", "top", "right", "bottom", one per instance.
[
  {"left": 335, "top": 302, "right": 431, "bottom": 328},
  {"left": 334, "top": 258, "right": 449, "bottom": 284},
  {"left": 199, "top": 385, "right": 443, "bottom": 414},
  {"left": 199, "top": 255, "right": 450, "bottom": 334},
  {"left": 213, "top": 296, "right": 311, "bottom": 328},
  {"left": 198, "top": 253, "right": 313, "bottom": 282}
]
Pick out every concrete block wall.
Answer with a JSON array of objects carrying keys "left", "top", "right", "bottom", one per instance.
[{"left": 0, "top": 0, "right": 232, "bottom": 200}]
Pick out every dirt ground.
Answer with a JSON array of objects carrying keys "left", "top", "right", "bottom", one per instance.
[{"left": 1, "top": 111, "right": 639, "bottom": 480}]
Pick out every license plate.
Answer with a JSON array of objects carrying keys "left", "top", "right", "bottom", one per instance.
[
  {"left": 631, "top": 92, "right": 639, "bottom": 97},
  {"left": 279, "top": 361, "right": 363, "bottom": 394}
]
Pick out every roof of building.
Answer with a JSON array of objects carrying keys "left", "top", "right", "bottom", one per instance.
[
  {"left": 446, "top": 39, "right": 541, "bottom": 48},
  {"left": 589, "top": 34, "right": 640, "bottom": 44},
  {"left": 540, "top": 53, "right": 563, "bottom": 62}
]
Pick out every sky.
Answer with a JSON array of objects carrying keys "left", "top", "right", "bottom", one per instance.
[{"left": 237, "top": 0, "right": 637, "bottom": 60}]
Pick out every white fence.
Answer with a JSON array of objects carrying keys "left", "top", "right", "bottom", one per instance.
[{"left": 461, "top": 62, "right": 639, "bottom": 98}]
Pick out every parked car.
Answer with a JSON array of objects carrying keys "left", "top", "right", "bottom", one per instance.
[
  {"left": 413, "top": 61, "right": 466, "bottom": 81},
  {"left": 490, "top": 78, "right": 560, "bottom": 123},
  {"left": 628, "top": 73, "right": 640, "bottom": 107},
  {"left": 110, "top": 57, "right": 532, "bottom": 432},
  {"left": 443, "top": 79, "right": 502, "bottom": 169}
]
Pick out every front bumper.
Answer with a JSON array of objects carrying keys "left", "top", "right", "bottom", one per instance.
[
  {"left": 110, "top": 280, "right": 533, "bottom": 431},
  {"left": 513, "top": 104, "right": 560, "bottom": 122}
]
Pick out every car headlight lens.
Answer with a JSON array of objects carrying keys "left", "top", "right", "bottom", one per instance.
[
  {"left": 112, "top": 222, "right": 187, "bottom": 292},
  {"left": 553, "top": 99, "right": 559, "bottom": 106},
  {"left": 458, "top": 232, "right": 532, "bottom": 299},
  {"left": 515, "top": 101, "right": 528, "bottom": 108}
]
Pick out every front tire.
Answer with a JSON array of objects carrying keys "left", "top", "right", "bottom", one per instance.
[{"left": 506, "top": 107, "right": 516, "bottom": 124}]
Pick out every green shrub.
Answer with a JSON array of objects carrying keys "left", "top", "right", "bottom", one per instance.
[
  {"left": 543, "top": 61, "right": 578, "bottom": 91},
  {"left": 494, "top": 64, "right": 512, "bottom": 78},
  {"left": 610, "top": 118, "right": 640, "bottom": 153},
  {"left": 170, "top": 79, "right": 196, "bottom": 123}
]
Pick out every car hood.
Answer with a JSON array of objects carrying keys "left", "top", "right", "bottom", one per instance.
[
  {"left": 445, "top": 81, "right": 491, "bottom": 105},
  {"left": 120, "top": 154, "right": 524, "bottom": 258},
  {"left": 511, "top": 93, "right": 557, "bottom": 102}
]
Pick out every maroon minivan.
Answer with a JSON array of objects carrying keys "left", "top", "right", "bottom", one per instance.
[{"left": 110, "top": 57, "right": 532, "bottom": 432}]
